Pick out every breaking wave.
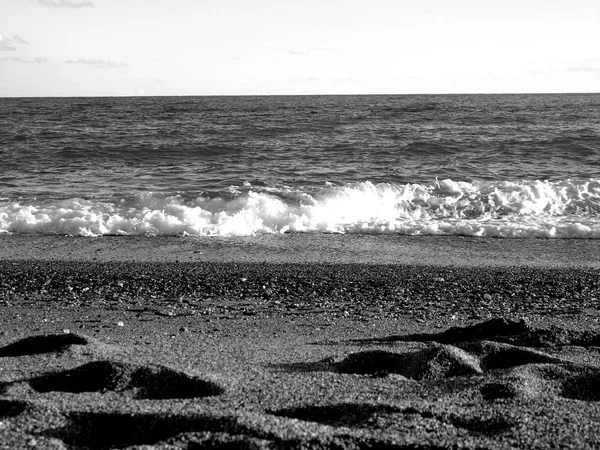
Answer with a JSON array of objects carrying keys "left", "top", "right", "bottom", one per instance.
[{"left": 1, "top": 179, "right": 599, "bottom": 238}]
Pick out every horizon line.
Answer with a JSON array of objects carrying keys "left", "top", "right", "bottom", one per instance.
[{"left": 2, "top": 91, "right": 600, "bottom": 100}]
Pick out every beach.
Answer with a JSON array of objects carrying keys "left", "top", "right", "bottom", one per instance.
[
  {"left": 2, "top": 64, "right": 600, "bottom": 450},
  {"left": 0, "top": 235, "right": 599, "bottom": 449}
]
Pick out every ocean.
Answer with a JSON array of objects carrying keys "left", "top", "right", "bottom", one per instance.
[{"left": 1, "top": 94, "right": 599, "bottom": 238}]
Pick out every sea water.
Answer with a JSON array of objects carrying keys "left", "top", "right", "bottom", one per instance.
[{"left": 1, "top": 94, "right": 599, "bottom": 238}]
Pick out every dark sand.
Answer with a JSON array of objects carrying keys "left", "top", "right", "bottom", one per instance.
[{"left": 0, "top": 235, "right": 599, "bottom": 449}]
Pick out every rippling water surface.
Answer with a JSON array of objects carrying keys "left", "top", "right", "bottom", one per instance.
[{"left": 1, "top": 94, "right": 599, "bottom": 237}]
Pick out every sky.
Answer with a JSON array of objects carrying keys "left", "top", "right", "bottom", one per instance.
[{"left": 0, "top": 0, "right": 599, "bottom": 97}]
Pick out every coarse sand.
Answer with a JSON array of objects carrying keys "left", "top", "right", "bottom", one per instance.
[{"left": 0, "top": 235, "right": 599, "bottom": 449}]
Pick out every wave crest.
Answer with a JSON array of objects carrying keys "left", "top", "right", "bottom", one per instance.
[{"left": 1, "top": 179, "right": 599, "bottom": 238}]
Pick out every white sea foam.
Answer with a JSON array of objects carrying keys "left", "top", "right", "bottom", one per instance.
[{"left": 1, "top": 179, "right": 599, "bottom": 238}]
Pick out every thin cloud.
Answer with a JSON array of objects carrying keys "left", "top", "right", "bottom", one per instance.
[
  {"left": 65, "top": 58, "right": 129, "bottom": 69},
  {"left": 11, "top": 35, "right": 29, "bottom": 45},
  {"left": 333, "top": 77, "right": 354, "bottom": 83},
  {"left": 292, "top": 77, "right": 320, "bottom": 84},
  {"left": 315, "top": 47, "right": 340, "bottom": 53},
  {"left": 568, "top": 58, "right": 600, "bottom": 74},
  {"left": 289, "top": 47, "right": 309, "bottom": 56},
  {"left": 0, "top": 56, "right": 47, "bottom": 64},
  {"left": 0, "top": 33, "right": 29, "bottom": 51},
  {"left": 0, "top": 34, "right": 16, "bottom": 51},
  {"left": 37, "top": 0, "right": 94, "bottom": 7},
  {"left": 288, "top": 47, "right": 340, "bottom": 57}
]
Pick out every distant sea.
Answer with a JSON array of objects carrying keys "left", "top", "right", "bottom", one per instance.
[{"left": 1, "top": 94, "right": 599, "bottom": 238}]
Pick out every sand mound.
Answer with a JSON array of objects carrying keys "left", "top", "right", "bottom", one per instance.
[
  {"left": 478, "top": 356, "right": 600, "bottom": 403},
  {"left": 337, "top": 345, "right": 483, "bottom": 380},
  {"left": 375, "top": 318, "right": 600, "bottom": 348},
  {"left": 499, "top": 327, "right": 600, "bottom": 348},
  {"left": 387, "top": 318, "right": 530, "bottom": 345},
  {"left": 479, "top": 369, "right": 550, "bottom": 401},
  {"left": 25, "top": 360, "right": 224, "bottom": 400},
  {"left": 0, "top": 313, "right": 599, "bottom": 449},
  {"left": 458, "top": 341, "right": 565, "bottom": 370},
  {"left": 284, "top": 320, "right": 596, "bottom": 389}
]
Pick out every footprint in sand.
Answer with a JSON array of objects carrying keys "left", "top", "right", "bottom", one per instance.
[
  {"left": 0, "top": 336, "right": 247, "bottom": 450},
  {"left": 556, "top": 366, "right": 600, "bottom": 402},
  {"left": 0, "top": 333, "right": 90, "bottom": 357},
  {"left": 0, "top": 398, "right": 28, "bottom": 419},
  {"left": 0, "top": 334, "right": 225, "bottom": 400},
  {"left": 270, "top": 403, "right": 404, "bottom": 428},
  {"left": 316, "top": 339, "right": 565, "bottom": 381},
  {"left": 283, "top": 318, "right": 600, "bottom": 409},
  {"left": 271, "top": 402, "right": 516, "bottom": 437},
  {"left": 44, "top": 411, "right": 268, "bottom": 450},
  {"left": 24, "top": 360, "right": 225, "bottom": 400}
]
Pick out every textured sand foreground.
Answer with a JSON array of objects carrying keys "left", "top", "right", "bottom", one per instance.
[{"left": 0, "top": 235, "right": 599, "bottom": 449}]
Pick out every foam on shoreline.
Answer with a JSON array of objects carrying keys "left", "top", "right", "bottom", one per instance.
[{"left": 2, "top": 179, "right": 599, "bottom": 237}]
